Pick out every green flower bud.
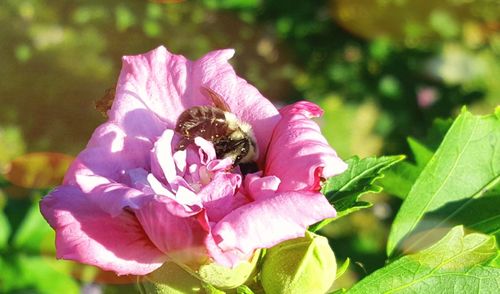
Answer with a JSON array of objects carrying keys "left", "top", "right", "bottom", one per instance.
[
  {"left": 261, "top": 232, "right": 337, "bottom": 294},
  {"left": 140, "top": 251, "right": 260, "bottom": 293},
  {"left": 139, "top": 262, "right": 203, "bottom": 294},
  {"left": 191, "top": 250, "right": 261, "bottom": 290}
]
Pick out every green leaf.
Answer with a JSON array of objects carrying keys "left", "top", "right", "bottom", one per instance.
[
  {"left": 422, "top": 118, "right": 454, "bottom": 151},
  {"left": 236, "top": 285, "right": 255, "bottom": 294},
  {"left": 384, "top": 135, "right": 500, "bottom": 248},
  {"left": 380, "top": 118, "right": 452, "bottom": 199},
  {"left": 324, "top": 155, "right": 405, "bottom": 211},
  {"left": 463, "top": 196, "right": 500, "bottom": 239},
  {"left": 349, "top": 226, "right": 500, "bottom": 293},
  {"left": 484, "top": 184, "right": 500, "bottom": 198},
  {"left": 410, "top": 194, "right": 500, "bottom": 250},
  {"left": 0, "top": 189, "right": 8, "bottom": 249},
  {"left": 379, "top": 138, "right": 433, "bottom": 199},
  {"left": 0, "top": 210, "right": 9, "bottom": 250},
  {"left": 311, "top": 155, "right": 404, "bottom": 231},
  {"left": 0, "top": 254, "right": 79, "bottom": 294},
  {"left": 407, "top": 137, "right": 433, "bottom": 166},
  {"left": 202, "top": 0, "right": 262, "bottom": 10},
  {"left": 378, "top": 162, "right": 420, "bottom": 199},
  {"left": 387, "top": 109, "right": 500, "bottom": 256},
  {"left": 336, "top": 258, "right": 350, "bottom": 280},
  {"left": 13, "top": 199, "right": 55, "bottom": 254},
  {"left": 489, "top": 253, "right": 500, "bottom": 268},
  {"left": 202, "top": 283, "right": 226, "bottom": 294}
]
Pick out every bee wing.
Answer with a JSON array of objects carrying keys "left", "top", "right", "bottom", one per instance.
[{"left": 200, "top": 86, "right": 232, "bottom": 112}]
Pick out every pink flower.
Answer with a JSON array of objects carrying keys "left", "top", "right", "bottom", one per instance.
[
  {"left": 40, "top": 46, "right": 347, "bottom": 276},
  {"left": 417, "top": 86, "right": 439, "bottom": 108}
]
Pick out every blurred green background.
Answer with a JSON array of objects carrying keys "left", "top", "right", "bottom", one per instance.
[{"left": 0, "top": 0, "right": 499, "bottom": 293}]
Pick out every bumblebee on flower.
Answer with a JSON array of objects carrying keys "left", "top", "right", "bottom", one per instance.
[
  {"left": 40, "top": 46, "right": 347, "bottom": 281},
  {"left": 175, "top": 86, "right": 258, "bottom": 168}
]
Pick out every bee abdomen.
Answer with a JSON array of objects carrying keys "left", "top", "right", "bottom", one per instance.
[{"left": 175, "top": 106, "right": 230, "bottom": 142}]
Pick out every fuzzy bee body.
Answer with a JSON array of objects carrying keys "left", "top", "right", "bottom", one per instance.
[{"left": 175, "top": 87, "right": 258, "bottom": 166}]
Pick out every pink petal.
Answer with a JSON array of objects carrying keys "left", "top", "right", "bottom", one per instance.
[
  {"left": 64, "top": 123, "right": 153, "bottom": 186},
  {"left": 111, "top": 46, "right": 188, "bottom": 131},
  {"left": 110, "top": 46, "right": 280, "bottom": 164},
  {"left": 265, "top": 101, "right": 348, "bottom": 191},
  {"left": 206, "top": 157, "right": 233, "bottom": 172},
  {"left": 195, "top": 137, "right": 216, "bottom": 164},
  {"left": 124, "top": 168, "right": 156, "bottom": 196},
  {"left": 57, "top": 123, "right": 153, "bottom": 217},
  {"left": 40, "top": 186, "right": 166, "bottom": 276},
  {"left": 205, "top": 232, "right": 252, "bottom": 268},
  {"left": 198, "top": 50, "right": 280, "bottom": 164},
  {"left": 173, "top": 149, "right": 187, "bottom": 175},
  {"left": 196, "top": 212, "right": 251, "bottom": 268},
  {"left": 133, "top": 195, "right": 209, "bottom": 264},
  {"left": 185, "top": 145, "right": 203, "bottom": 169},
  {"left": 211, "top": 191, "right": 336, "bottom": 256},
  {"left": 147, "top": 173, "right": 175, "bottom": 198},
  {"left": 63, "top": 123, "right": 155, "bottom": 217},
  {"left": 85, "top": 182, "right": 146, "bottom": 217},
  {"left": 150, "top": 129, "right": 177, "bottom": 184},
  {"left": 278, "top": 100, "right": 324, "bottom": 117},
  {"left": 73, "top": 168, "right": 153, "bottom": 218},
  {"left": 244, "top": 172, "right": 281, "bottom": 201},
  {"left": 198, "top": 172, "right": 247, "bottom": 222},
  {"left": 175, "top": 183, "right": 203, "bottom": 208}
]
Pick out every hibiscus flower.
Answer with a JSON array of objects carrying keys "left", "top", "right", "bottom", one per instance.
[{"left": 40, "top": 46, "right": 347, "bottom": 276}]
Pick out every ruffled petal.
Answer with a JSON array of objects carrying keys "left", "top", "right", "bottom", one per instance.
[
  {"left": 196, "top": 50, "right": 280, "bottom": 163},
  {"left": 61, "top": 122, "right": 155, "bottom": 217},
  {"left": 147, "top": 173, "right": 176, "bottom": 198},
  {"left": 64, "top": 123, "right": 153, "bottom": 186},
  {"left": 110, "top": 46, "right": 280, "bottom": 164},
  {"left": 265, "top": 101, "right": 347, "bottom": 191},
  {"left": 205, "top": 232, "right": 251, "bottom": 268},
  {"left": 244, "top": 172, "right": 281, "bottom": 201},
  {"left": 133, "top": 195, "right": 209, "bottom": 264},
  {"left": 126, "top": 168, "right": 154, "bottom": 193},
  {"left": 40, "top": 186, "right": 166, "bottom": 276},
  {"left": 150, "top": 129, "right": 177, "bottom": 184},
  {"left": 199, "top": 172, "right": 247, "bottom": 222},
  {"left": 111, "top": 46, "right": 190, "bottom": 132},
  {"left": 195, "top": 137, "right": 216, "bottom": 164},
  {"left": 84, "top": 182, "right": 146, "bottom": 217},
  {"left": 211, "top": 191, "right": 336, "bottom": 256}
]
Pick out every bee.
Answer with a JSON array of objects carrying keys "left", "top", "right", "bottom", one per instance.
[{"left": 175, "top": 86, "right": 258, "bottom": 166}]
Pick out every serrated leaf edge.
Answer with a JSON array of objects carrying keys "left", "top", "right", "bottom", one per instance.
[{"left": 312, "top": 155, "right": 404, "bottom": 231}]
